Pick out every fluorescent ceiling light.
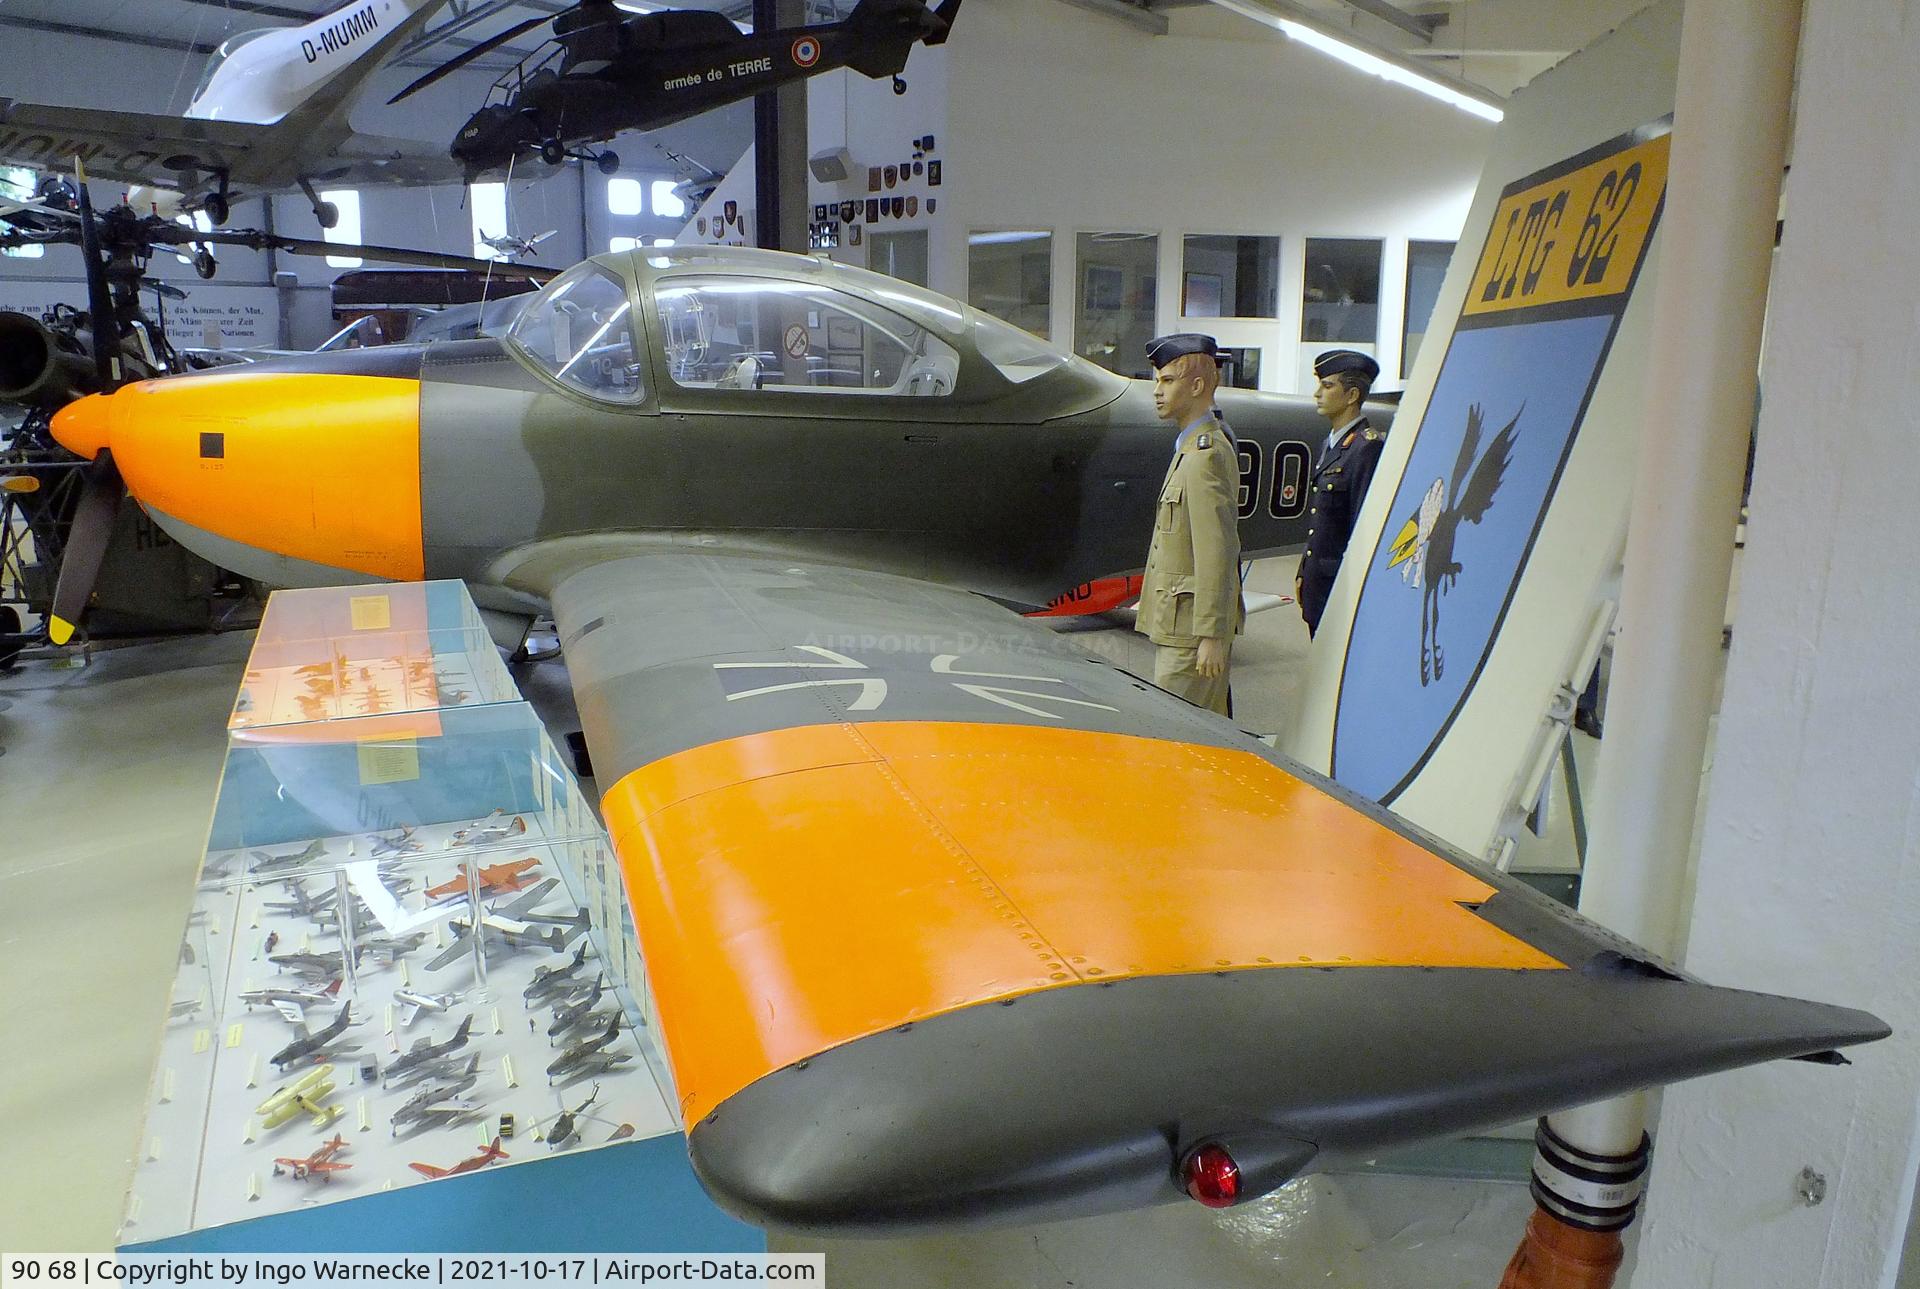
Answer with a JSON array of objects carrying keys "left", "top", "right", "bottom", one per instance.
[
  {"left": 969, "top": 231, "right": 1051, "bottom": 245},
  {"left": 1278, "top": 18, "right": 1503, "bottom": 121}
]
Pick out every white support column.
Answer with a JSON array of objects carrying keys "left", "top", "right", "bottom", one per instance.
[
  {"left": 1627, "top": 0, "right": 1920, "bottom": 1281},
  {"left": 1545, "top": 0, "right": 1800, "bottom": 1173}
]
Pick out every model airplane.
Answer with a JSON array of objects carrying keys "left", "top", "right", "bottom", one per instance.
[
  {"left": 424, "top": 877, "right": 568, "bottom": 971},
  {"left": 391, "top": 0, "right": 960, "bottom": 178},
  {"left": 479, "top": 229, "right": 558, "bottom": 260},
  {"left": 269, "top": 1002, "right": 359, "bottom": 1070},
  {"left": 0, "top": 0, "right": 462, "bottom": 227},
  {"left": 424, "top": 857, "right": 542, "bottom": 900},
  {"left": 269, "top": 949, "right": 358, "bottom": 980},
  {"left": 448, "top": 812, "right": 528, "bottom": 848},
  {"left": 546, "top": 978, "right": 609, "bottom": 1039},
  {"left": 273, "top": 1133, "right": 352, "bottom": 1182},
  {"left": 389, "top": 1054, "right": 486, "bottom": 1135},
  {"left": 547, "top": 1016, "right": 623, "bottom": 1085},
  {"left": 368, "top": 825, "right": 424, "bottom": 859},
  {"left": 50, "top": 247, "right": 1890, "bottom": 1233},
  {"left": 241, "top": 980, "right": 343, "bottom": 1024},
  {"left": 524, "top": 944, "right": 592, "bottom": 1005},
  {"left": 380, "top": 1015, "right": 475, "bottom": 1085},
  {"left": 409, "top": 1136, "right": 508, "bottom": 1180},
  {"left": 393, "top": 988, "right": 457, "bottom": 1027},
  {"left": 355, "top": 934, "right": 426, "bottom": 965},
  {"left": 248, "top": 839, "right": 329, "bottom": 876},
  {"left": 255, "top": 1065, "right": 341, "bottom": 1130}
]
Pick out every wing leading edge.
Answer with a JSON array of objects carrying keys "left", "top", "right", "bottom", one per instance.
[{"left": 545, "top": 549, "right": 1887, "bottom": 1232}]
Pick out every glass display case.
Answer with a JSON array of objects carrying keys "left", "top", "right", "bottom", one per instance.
[
  {"left": 123, "top": 587, "right": 673, "bottom": 1244},
  {"left": 232, "top": 581, "right": 519, "bottom": 729}
]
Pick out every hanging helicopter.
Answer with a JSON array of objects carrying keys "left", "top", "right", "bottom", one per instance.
[{"left": 389, "top": 0, "right": 962, "bottom": 179}]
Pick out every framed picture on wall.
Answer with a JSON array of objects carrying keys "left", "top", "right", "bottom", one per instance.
[
  {"left": 1084, "top": 264, "right": 1124, "bottom": 313},
  {"left": 1182, "top": 271, "right": 1223, "bottom": 316}
]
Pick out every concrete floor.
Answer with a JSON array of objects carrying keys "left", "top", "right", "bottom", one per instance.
[{"left": 0, "top": 556, "right": 1594, "bottom": 1281}]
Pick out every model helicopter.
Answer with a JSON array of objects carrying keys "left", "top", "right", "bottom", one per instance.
[{"left": 389, "top": 0, "right": 961, "bottom": 178}]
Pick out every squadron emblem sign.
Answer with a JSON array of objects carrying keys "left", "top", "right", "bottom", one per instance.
[{"left": 1331, "top": 121, "right": 1672, "bottom": 803}]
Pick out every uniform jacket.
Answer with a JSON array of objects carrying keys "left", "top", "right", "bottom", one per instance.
[
  {"left": 1137, "top": 418, "right": 1244, "bottom": 647},
  {"left": 1301, "top": 417, "right": 1385, "bottom": 587}
]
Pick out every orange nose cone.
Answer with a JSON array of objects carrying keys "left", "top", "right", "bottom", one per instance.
[{"left": 51, "top": 390, "right": 115, "bottom": 460}]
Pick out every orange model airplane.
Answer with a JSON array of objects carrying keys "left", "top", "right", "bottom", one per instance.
[
  {"left": 273, "top": 1133, "right": 352, "bottom": 1182},
  {"left": 409, "top": 1137, "right": 508, "bottom": 1179},
  {"left": 424, "top": 857, "right": 542, "bottom": 900}
]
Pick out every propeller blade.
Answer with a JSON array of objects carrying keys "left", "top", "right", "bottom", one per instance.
[
  {"left": 71, "top": 160, "right": 121, "bottom": 391},
  {"left": 48, "top": 451, "right": 124, "bottom": 646},
  {"left": 387, "top": 11, "right": 554, "bottom": 105}
]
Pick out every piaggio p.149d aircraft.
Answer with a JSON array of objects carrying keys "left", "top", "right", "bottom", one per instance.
[
  {"left": 0, "top": 0, "right": 461, "bottom": 227},
  {"left": 47, "top": 248, "right": 1888, "bottom": 1231},
  {"left": 390, "top": 0, "right": 961, "bottom": 178}
]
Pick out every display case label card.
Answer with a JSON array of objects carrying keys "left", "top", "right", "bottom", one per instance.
[
  {"left": 350, "top": 594, "right": 393, "bottom": 631},
  {"left": 358, "top": 737, "right": 421, "bottom": 785}
]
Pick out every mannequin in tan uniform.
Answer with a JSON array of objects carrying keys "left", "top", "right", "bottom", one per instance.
[{"left": 1135, "top": 333, "right": 1244, "bottom": 715}]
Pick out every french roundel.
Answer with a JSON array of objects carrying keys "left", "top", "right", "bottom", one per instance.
[{"left": 791, "top": 36, "right": 821, "bottom": 67}]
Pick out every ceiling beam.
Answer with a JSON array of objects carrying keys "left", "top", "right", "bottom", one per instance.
[
  {"left": 1054, "top": 0, "right": 1169, "bottom": 35},
  {"left": 1335, "top": 0, "right": 1437, "bottom": 44},
  {"left": 0, "top": 13, "right": 217, "bottom": 57}
]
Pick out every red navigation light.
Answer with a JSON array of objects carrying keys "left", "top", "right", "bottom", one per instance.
[{"left": 1181, "top": 1143, "right": 1241, "bottom": 1208}]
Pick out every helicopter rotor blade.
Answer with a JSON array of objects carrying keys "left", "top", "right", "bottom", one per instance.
[
  {"left": 180, "top": 226, "right": 560, "bottom": 280},
  {"left": 387, "top": 11, "right": 555, "bottom": 105},
  {"left": 71, "top": 161, "right": 122, "bottom": 391}
]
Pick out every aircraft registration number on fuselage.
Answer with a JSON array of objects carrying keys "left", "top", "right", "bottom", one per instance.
[
  {"left": 1234, "top": 439, "right": 1313, "bottom": 521},
  {"left": 1465, "top": 130, "right": 1672, "bottom": 317}
]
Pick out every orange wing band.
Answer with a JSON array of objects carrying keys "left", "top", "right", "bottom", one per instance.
[{"left": 601, "top": 722, "right": 1563, "bottom": 1126}]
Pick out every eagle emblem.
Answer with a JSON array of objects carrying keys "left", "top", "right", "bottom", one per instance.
[{"left": 1385, "top": 402, "right": 1520, "bottom": 686}]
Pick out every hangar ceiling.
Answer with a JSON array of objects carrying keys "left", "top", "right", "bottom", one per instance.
[{"left": 0, "top": 0, "right": 1657, "bottom": 100}]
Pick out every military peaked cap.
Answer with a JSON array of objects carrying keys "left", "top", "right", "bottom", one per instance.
[
  {"left": 1313, "top": 349, "right": 1380, "bottom": 384},
  {"left": 1146, "top": 333, "right": 1227, "bottom": 369}
]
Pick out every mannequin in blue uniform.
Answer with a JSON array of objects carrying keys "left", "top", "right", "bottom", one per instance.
[{"left": 1296, "top": 349, "right": 1384, "bottom": 637}]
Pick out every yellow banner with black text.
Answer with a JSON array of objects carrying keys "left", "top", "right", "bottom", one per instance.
[{"left": 1463, "top": 131, "right": 1671, "bottom": 317}]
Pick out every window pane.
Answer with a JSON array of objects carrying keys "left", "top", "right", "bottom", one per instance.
[
  {"left": 320, "top": 189, "right": 362, "bottom": 268},
  {"left": 1302, "top": 237, "right": 1381, "bottom": 343},
  {"left": 967, "top": 230, "right": 1051, "bottom": 339},
  {"left": 1181, "top": 234, "right": 1279, "bottom": 318},
  {"left": 1075, "top": 232, "right": 1157, "bottom": 376},
  {"left": 508, "top": 263, "right": 645, "bottom": 402},
  {"left": 607, "top": 178, "right": 644, "bottom": 216},
  {"left": 1402, "top": 239, "right": 1454, "bottom": 378},
  {"left": 654, "top": 276, "right": 958, "bottom": 397},
  {"left": 651, "top": 180, "right": 685, "bottom": 219},
  {"left": 868, "top": 230, "right": 929, "bottom": 287},
  {"left": 470, "top": 182, "right": 508, "bottom": 259}
]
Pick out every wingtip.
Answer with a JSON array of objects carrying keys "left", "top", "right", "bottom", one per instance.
[{"left": 48, "top": 615, "right": 75, "bottom": 645}]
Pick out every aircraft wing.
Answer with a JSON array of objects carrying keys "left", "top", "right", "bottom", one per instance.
[
  {"left": 273, "top": 1000, "right": 307, "bottom": 1025},
  {"left": 545, "top": 550, "right": 1886, "bottom": 1232},
  {"left": 0, "top": 101, "right": 463, "bottom": 198}
]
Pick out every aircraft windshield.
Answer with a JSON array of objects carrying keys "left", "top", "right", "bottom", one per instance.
[
  {"left": 508, "top": 263, "right": 646, "bottom": 402},
  {"left": 192, "top": 28, "right": 272, "bottom": 105}
]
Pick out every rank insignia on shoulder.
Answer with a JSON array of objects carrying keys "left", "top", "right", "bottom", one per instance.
[
  {"left": 1196, "top": 433, "right": 1212, "bottom": 450},
  {"left": 1363, "top": 429, "right": 1383, "bottom": 441}
]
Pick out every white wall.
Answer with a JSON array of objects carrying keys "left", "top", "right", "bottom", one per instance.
[
  {"left": 1628, "top": 0, "right": 1920, "bottom": 1281},
  {"left": 940, "top": 0, "right": 1489, "bottom": 390}
]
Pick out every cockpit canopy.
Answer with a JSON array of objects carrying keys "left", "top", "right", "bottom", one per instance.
[
  {"left": 506, "top": 247, "right": 1087, "bottom": 408},
  {"left": 191, "top": 28, "right": 272, "bottom": 105}
]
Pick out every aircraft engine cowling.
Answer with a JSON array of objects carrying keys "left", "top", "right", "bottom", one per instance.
[{"left": 0, "top": 311, "right": 100, "bottom": 408}]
